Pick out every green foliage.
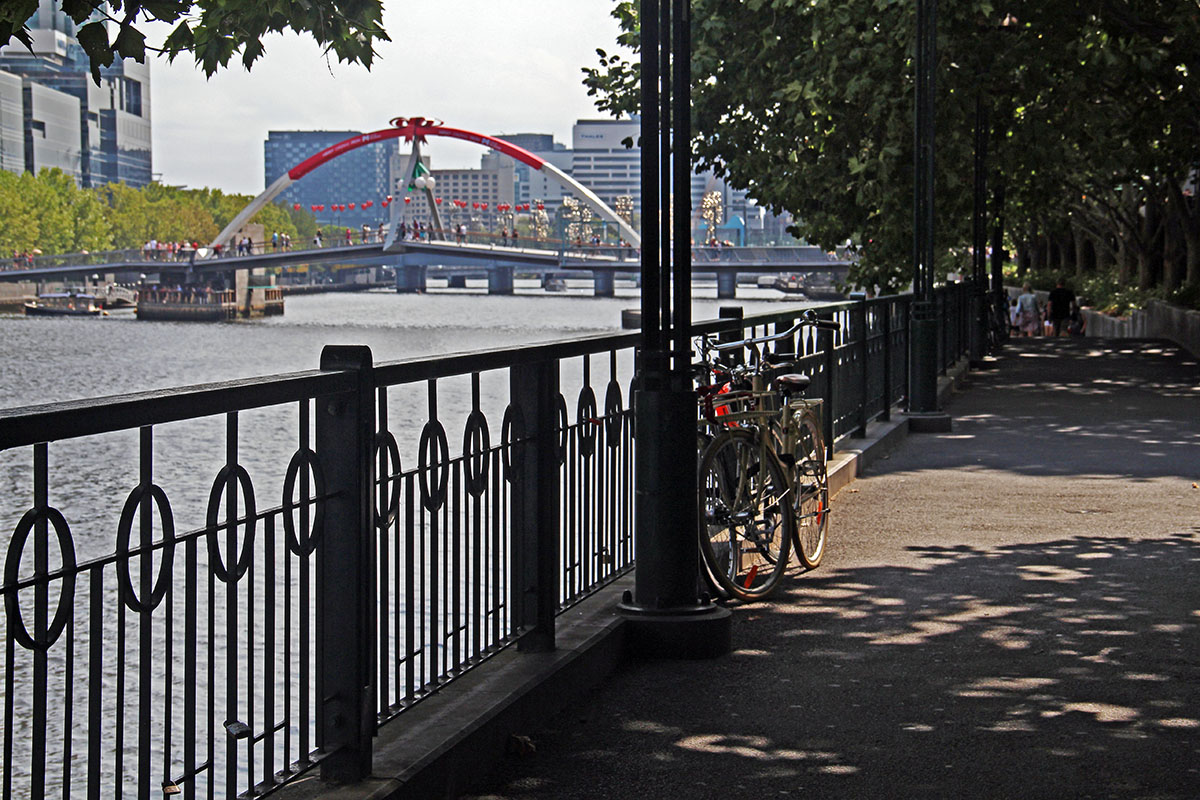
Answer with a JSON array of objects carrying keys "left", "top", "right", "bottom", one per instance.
[
  {"left": 1, "top": 0, "right": 389, "bottom": 83},
  {"left": 0, "top": 171, "right": 315, "bottom": 254},
  {"left": 583, "top": 1, "right": 1200, "bottom": 298}
]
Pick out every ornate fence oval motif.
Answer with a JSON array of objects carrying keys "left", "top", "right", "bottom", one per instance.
[
  {"left": 462, "top": 409, "right": 490, "bottom": 496},
  {"left": 373, "top": 431, "right": 402, "bottom": 529},
  {"left": 206, "top": 464, "right": 257, "bottom": 583},
  {"left": 115, "top": 482, "right": 176, "bottom": 613},
  {"left": 604, "top": 380, "right": 623, "bottom": 446},
  {"left": 4, "top": 505, "right": 77, "bottom": 651},
  {"left": 282, "top": 447, "right": 326, "bottom": 556},
  {"left": 576, "top": 386, "right": 598, "bottom": 458},
  {"left": 500, "top": 403, "right": 525, "bottom": 483},
  {"left": 555, "top": 394, "right": 569, "bottom": 464},
  {"left": 418, "top": 420, "right": 451, "bottom": 511}
]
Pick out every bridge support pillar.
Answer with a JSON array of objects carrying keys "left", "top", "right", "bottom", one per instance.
[
  {"left": 593, "top": 270, "right": 615, "bottom": 297},
  {"left": 395, "top": 264, "right": 426, "bottom": 293},
  {"left": 716, "top": 271, "right": 738, "bottom": 299},
  {"left": 489, "top": 265, "right": 514, "bottom": 295}
]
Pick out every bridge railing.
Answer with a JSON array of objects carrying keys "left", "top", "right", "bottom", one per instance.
[
  {"left": 0, "top": 286, "right": 969, "bottom": 797},
  {"left": 10, "top": 238, "right": 854, "bottom": 277}
]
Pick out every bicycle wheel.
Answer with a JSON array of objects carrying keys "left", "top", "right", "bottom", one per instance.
[
  {"left": 791, "top": 408, "right": 829, "bottom": 569},
  {"left": 697, "top": 429, "right": 793, "bottom": 601}
]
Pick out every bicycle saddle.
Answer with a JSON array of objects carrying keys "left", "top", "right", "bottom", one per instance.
[{"left": 773, "top": 373, "right": 811, "bottom": 395}]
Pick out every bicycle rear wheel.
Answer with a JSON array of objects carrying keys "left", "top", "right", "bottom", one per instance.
[
  {"left": 697, "top": 429, "right": 793, "bottom": 601},
  {"left": 792, "top": 408, "right": 829, "bottom": 569}
]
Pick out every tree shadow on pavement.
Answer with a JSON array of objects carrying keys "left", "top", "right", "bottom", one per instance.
[{"left": 470, "top": 531, "right": 1200, "bottom": 800}]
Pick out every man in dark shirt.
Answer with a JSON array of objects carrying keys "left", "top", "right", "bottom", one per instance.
[{"left": 1046, "top": 279, "right": 1077, "bottom": 337}]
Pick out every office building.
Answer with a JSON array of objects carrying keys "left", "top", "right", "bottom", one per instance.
[
  {"left": 264, "top": 130, "right": 398, "bottom": 228},
  {"left": 571, "top": 118, "right": 641, "bottom": 217},
  {"left": 22, "top": 79, "right": 80, "bottom": 179},
  {"left": 0, "top": 71, "right": 24, "bottom": 174},
  {"left": 0, "top": 0, "right": 152, "bottom": 187}
]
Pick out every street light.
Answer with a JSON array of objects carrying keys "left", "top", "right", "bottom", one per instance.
[{"left": 909, "top": 0, "right": 951, "bottom": 431}]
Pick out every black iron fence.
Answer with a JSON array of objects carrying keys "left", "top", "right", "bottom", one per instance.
[{"left": 0, "top": 286, "right": 970, "bottom": 798}]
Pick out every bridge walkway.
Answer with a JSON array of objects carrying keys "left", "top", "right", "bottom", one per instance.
[{"left": 467, "top": 337, "right": 1200, "bottom": 799}]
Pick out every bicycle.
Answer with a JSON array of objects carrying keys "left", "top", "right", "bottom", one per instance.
[{"left": 693, "top": 310, "right": 840, "bottom": 601}]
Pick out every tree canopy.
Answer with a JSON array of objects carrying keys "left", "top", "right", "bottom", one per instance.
[
  {"left": 584, "top": 1, "right": 1200, "bottom": 302},
  {"left": 0, "top": 169, "right": 313, "bottom": 256},
  {"left": 0, "top": 0, "right": 388, "bottom": 82}
]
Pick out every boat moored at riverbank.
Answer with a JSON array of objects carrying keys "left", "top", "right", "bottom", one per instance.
[{"left": 23, "top": 292, "right": 105, "bottom": 316}]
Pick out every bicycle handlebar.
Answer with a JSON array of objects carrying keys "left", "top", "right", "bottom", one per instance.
[{"left": 712, "top": 312, "right": 840, "bottom": 352}]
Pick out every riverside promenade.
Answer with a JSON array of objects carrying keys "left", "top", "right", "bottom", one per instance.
[{"left": 467, "top": 337, "right": 1200, "bottom": 799}]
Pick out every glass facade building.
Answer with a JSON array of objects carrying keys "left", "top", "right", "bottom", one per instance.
[
  {"left": 264, "top": 130, "right": 399, "bottom": 229},
  {"left": 22, "top": 79, "right": 81, "bottom": 179},
  {"left": 0, "top": 1, "right": 152, "bottom": 187}
]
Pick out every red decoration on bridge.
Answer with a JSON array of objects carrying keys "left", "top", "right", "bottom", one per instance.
[{"left": 287, "top": 117, "right": 547, "bottom": 181}]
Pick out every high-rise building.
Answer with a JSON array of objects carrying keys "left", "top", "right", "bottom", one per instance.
[
  {"left": 0, "top": 0, "right": 152, "bottom": 187},
  {"left": 22, "top": 79, "right": 80, "bottom": 179},
  {"left": 0, "top": 71, "right": 24, "bottom": 174},
  {"left": 571, "top": 118, "right": 641, "bottom": 216},
  {"left": 264, "top": 130, "right": 398, "bottom": 228}
]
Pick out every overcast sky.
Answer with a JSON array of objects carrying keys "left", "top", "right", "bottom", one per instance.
[{"left": 148, "top": 1, "right": 626, "bottom": 195}]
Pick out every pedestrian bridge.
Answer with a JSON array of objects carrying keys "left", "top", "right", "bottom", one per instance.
[{"left": 0, "top": 239, "right": 850, "bottom": 298}]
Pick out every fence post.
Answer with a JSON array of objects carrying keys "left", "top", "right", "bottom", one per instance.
[
  {"left": 510, "top": 360, "right": 560, "bottom": 652},
  {"left": 820, "top": 307, "right": 836, "bottom": 460},
  {"left": 315, "top": 345, "right": 377, "bottom": 783},
  {"left": 881, "top": 300, "right": 892, "bottom": 422},
  {"left": 718, "top": 306, "right": 744, "bottom": 366},
  {"left": 853, "top": 296, "right": 868, "bottom": 437}
]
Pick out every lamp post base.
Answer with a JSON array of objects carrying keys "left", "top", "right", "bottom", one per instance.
[
  {"left": 618, "top": 595, "right": 732, "bottom": 659},
  {"left": 907, "top": 411, "right": 953, "bottom": 433}
]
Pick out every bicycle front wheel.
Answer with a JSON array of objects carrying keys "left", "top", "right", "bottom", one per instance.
[
  {"left": 698, "top": 429, "right": 793, "bottom": 601},
  {"left": 792, "top": 409, "right": 829, "bottom": 569}
]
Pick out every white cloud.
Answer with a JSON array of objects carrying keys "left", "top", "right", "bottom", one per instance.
[{"left": 149, "top": 1, "right": 625, "bottom": 194}]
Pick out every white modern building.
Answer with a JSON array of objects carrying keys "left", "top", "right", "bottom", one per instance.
[{"left": 0, "top": 70, "right": 24, "bottom": 174}]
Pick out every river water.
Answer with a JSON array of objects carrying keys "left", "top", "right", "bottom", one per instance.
[{"left": 1, "top": 279, "right": 811, "bottom": 796}]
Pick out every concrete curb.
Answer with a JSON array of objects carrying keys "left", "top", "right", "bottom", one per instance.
[{"left": 282, "top": 355, "right": 977, "bottom": 800}]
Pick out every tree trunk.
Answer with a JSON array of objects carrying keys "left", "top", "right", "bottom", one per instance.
[
  {"left": 1073, "top": 224, "right": 1091, "bottom": 280},
  {"left": 1137, "top": 192, "right": 1164, "bottom": 290},
  {"left": 1166, "top": 179, "right": 1200, "bottom": 288}
]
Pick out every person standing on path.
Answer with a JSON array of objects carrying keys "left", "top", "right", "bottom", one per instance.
[
  {"left": 1046, "top": 278, "right": 1077, "bottom": 337},
  {"left": 1016, "top": 284, "right": 1041, "bottom": 337}
]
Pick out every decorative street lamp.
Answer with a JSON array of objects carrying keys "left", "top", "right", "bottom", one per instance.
[
  {"left": 908, "top": 0, "right": 951, "bottom": 432},
  {"left": 617, "top": 0, "right": 731, "bottom": 657}
]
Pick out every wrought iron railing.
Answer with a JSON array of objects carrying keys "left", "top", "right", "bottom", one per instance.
[{"left": 0, "top": 287, "right": 970, "bottom": 798}]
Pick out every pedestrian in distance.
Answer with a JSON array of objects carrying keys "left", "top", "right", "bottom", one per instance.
[
  {"left": 1046, "top": 278, "right": 1078, "bottom": 337},
  {"left": 1016, "top": 284, "right": 1042, "bottom": 337}
]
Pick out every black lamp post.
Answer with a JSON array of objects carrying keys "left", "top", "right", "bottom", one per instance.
[
  {"left": 618, "top": 0, "right": 731, "bottom": 657},
  {"left": 969, "top": 88, "right": 990, "bottom": 365},
  {"left": 908, "top": 0, "right": 951, "bottom": 432}
]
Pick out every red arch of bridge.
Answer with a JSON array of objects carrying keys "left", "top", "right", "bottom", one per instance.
[
  {"left": 210, "top": 116, "right": 640, "bottom": 250},
  {"left": 288, "top": 117, "right": 546, "bottom": 180}
]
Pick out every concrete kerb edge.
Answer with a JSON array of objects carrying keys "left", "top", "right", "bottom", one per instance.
[{"left": 283, "top": 355, "right": 977, "bottom": 800}]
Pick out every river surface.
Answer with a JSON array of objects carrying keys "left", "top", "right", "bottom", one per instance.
[
  {"left": 0, "top": 279, "right": 810, "bottom": 553},
  {"left": 0, "top": 279, "right": 812, "bottom": 796},
  {"left": 1, "top": 280, "right": 796, "bottom": 409}
]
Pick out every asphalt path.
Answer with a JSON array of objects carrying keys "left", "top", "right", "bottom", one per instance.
[{"left": 467, "top": 337, "right": 1200, "bottom": 800}]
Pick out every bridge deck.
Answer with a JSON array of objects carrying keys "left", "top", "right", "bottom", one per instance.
[{"left": 468, "top": 337, "right": 1200, "bottom": 799}]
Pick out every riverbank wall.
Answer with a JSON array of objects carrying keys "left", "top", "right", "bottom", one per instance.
[{"left": 0, "top": 282, "right": 36, "bottom": 311}]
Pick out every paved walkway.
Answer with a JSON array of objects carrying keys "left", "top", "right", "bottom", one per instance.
[{"left": 467, "top": 338, "right": 1200, "bottom": 800}]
